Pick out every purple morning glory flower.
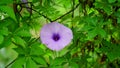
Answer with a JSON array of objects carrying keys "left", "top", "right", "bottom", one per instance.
[{"left": 40, "top": 22, "right": 73, "bottom": 51}]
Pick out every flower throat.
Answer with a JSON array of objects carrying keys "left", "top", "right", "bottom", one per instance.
[{"left": 52, "top": 33, "right": 60, "bottom": 41}]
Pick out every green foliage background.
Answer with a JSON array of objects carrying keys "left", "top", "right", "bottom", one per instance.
[{"left": 0, "top": 0, "right": 120, "bottom": 68}]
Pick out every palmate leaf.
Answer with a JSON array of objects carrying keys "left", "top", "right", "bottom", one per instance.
[
  {"left": 86, "top": 27, "right": 107, "bottom": 40},
  {"left": 30, "top": 42, "right": 44, "bottom": 56},
  {"left": 50, "top": 66, "right": 63, "bottom": 68},
  {"left": 69, "top": 62, "right": 79, "bottom": 68},
  {"left": 0, "top": 6, "right": 16, "bottom": 22},
  {"left": 98, "top": 28, "right": 107, "bottom": 38},
  {"left": 13, "top": 36, "right": 26, "bottom": 47},
  {"left": 13, "top": 47, "right": 25, "bottom": 55},
  {"left": 114, "top": 11, "right": 120, "bottom": 24},
  {"left": 0, "top": 27, "right": 9, "bottom": 36},
  {"left": 0, "top": 36, "right": 12, "bottom": 49},
  {"left": 94, "top": 2, "right": 112, "bottom": 15},
  {"left": 117, "top": 18, "right": 120, "bottom": 23},
  {"left": 32, "top": 56, "right": 47, "bottom": 66},
  {"left": 11, "top": 57, "right": 26, "bottom": 68},
  {"left": 0, "top": 18, "right": 12, "bottom": 27},
  {"left": 26, "top": 57, "right": 38, "bottom": 68},
  {"left": 15, "top": 27, "right": 31, "bottom": 37},
  {"left": 87, "top": 29, "right": 97, "bottom": 40},
  {"left": 16, "top": 30, "right": 31, "bottom": 37},
  {"left": 100, "top": 41, "right": 120, "bottom": 61},
  {"left": 107, "top": 44, "right": 120, "bottom": 61},
  {"left": 50, "top": 57, "right": 66, "bottom": 66}
]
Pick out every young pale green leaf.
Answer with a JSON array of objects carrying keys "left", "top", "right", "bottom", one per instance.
[
  {"left": 0, "top": 34, "right": 4, "bottom": 44},
  {"left": 11, "top": 57, "right": 26, "bottom": 68},
  {"left": 26, "top": 58, "right": 38, "bottom": 68},
  {"left": 13, "top": 36, "right": 26, "bottom": 47},
  {"left": 32, "top": 56, "right": 47, "bottom": 65},
  {"left": 0, "top": 6, "right": 16, "bottom": 21}
]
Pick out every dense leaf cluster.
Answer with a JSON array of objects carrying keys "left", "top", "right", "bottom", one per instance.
[{"left": 0, "top": 0, "right": 120, "bottom": 68}]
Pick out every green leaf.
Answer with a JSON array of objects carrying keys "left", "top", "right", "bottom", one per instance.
[
  {"left": 94, "top": 2, "right": 112, "bottom": 15},
  {"left": 98, "top": 28, "right": 107, "bottom": 38},
  {"left": 108, "top": 0, "right": 116, "bottom": 3},
  {"left": 0, "top": 34, "right": 4, "bottom": 44},
  {"left": 0, "top": 6, "right": 16, "bottom": 21},
  {"left": 0, "top": 0, "right": 13, "bottom": 5},
  {"left": 0, "top": 27, "right": 9, "bottom": 36},
  {"left": 30, "top": 43, "right": 44, "bottom": 56},
  {"left": 50, "top": 57, "right": 66, "bottom": 66},
  {"left": 0, "top": 18, "right": 12, "bottom": 27},
  {"left": 13, "top": 47, "right": 25, "bottom": 55},
  {"left": 100, "top": 41, "right": 120, "bottom": 61},
  {"left": 50, "top": 65, "right": 63, "bottom": 68},
  {"left": 26, "top": 57, "right": 38, "bottom": 68},
  {"left": 16, "top": 30, "right": 31, "bottom": 37},
  {"left": 103, "top": 5, "right": 112, "bottom": 15},
  {"left": 11, "top": 57, "right": 26, "bottom": 68},
  {"left": 13, "top": 36, "right": 26, "bottom": 47},
  {"left": 117, "top": 18, "right": 120, "bottom": 23},
  {"left": 59, "top": 48, "right": 69, "bottom": 57},
  {"left": 87, "top": 29, "right": 97, "bottom": 40},
  {"left": 114, "top": 11, "right": 120, "bottom": 17},
  {"left": 32, "top": 56, "right": 47, "bottom": 65},
  {"left": 69, "top": 62, "right": 79, "bottom": 68},
  {"left": 0, "top": 37, "right": 12, "bottom": 49}
]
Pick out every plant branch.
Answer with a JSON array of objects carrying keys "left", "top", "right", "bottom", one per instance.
[
  {"left": 22, "top": 6, "right": 52, "bottom": 22},
  {"left": 21, "top": 1, "right": 80, "bottom": 22},
  {"left": 52, "top": 3, "right": 80, "bottom": 21}
]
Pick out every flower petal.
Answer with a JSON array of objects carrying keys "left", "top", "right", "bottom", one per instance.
[{"left": 40, "top": 22, "right": 73, "bottom": 51}]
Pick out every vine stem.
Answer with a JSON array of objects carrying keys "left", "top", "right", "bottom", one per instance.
[
  {"left": 22, "top": 6, "right": 53, "bottom": 22},
  {"left": 22, "top": 2, "right": 80, "bottom": 22},
  {"left": 52, "top": 3, "right": 80, "bottom": 21}
]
